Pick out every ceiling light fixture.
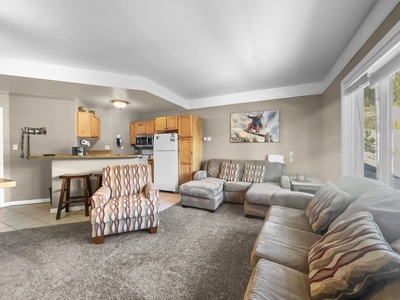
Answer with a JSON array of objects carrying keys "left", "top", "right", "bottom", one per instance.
[{"left": 112, "top": 99, "right": 129, "bottom": 110}]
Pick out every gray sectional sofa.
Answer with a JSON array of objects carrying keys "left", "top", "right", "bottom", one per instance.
[
  {"left": 179, "top": 158, "right": 290, "bottom": 214},
  {"left": 244, "top": 176, "right": 400, "bottom": 299}
]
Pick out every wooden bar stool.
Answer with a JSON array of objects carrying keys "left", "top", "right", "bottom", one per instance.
[
  {"left": 94, "top": 173, "right": 103, "bottom": 192},
  {"left": 56, "top": 173, "right": 93, "bottom": 220}
]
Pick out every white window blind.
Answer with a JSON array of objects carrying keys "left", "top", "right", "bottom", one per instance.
[{"left": 344, "top": 21, "right": 400, "bottom": 95}]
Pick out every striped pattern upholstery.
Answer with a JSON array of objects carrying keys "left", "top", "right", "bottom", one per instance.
[
  {"left": 305, "top": 181, "right": 351, "bottom": 234},
  {"left": 90, "top": 164, "right": 159, "bottom": 239},
  {"left": 218, "top": 162, "right": 240, "bottom": 181},
  {"left": 242, "top": 164, "right": 265, "bottom": 183},
  {"left": 308, "top": 211, "right": 400, "bottom": 300}
]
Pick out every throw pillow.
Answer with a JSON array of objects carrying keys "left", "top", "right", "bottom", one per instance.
[
  {"left": 308, "top": 211, "right": 400, "bottom": 300},
  {"left": 218, "top": 162, "right": 240, "bottom": 181},
  {"left": 305, "top": 181, "right": 351, "bottom": 234},
  {"left": 241, "top": 164, "right": 266, "bottom": 183}
]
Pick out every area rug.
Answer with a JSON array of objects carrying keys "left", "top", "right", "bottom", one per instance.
[{"left": 0, "top": 203, "right": 263, "bottom": 300}]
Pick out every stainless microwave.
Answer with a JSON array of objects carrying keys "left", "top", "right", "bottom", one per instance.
[{"left": 136, "top": 134, "right": 153, "bottom": 148}]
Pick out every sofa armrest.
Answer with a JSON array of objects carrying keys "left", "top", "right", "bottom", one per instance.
[
  {"left": 270, "top": 191, "right": 313, "bottom": 210},
  {"left": 279, "top": 175, "right": 291, "bottom": 189},
  {"left": 145, "top": 182, "right": 160, "bottom": 203},
  {"left": 90, "top": 186, "right": 111, "bottom": 208},
  {"left": 193, "top": 170, "right": 208, "bottom": 181}
]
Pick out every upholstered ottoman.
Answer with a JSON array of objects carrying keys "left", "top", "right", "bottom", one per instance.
[{"left": 179, "top": 178, "right": 225, "bottom": 212}]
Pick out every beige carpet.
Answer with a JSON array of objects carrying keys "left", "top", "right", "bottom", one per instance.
[{"left": 0, "top": 203, "right": 263, "bottom": 300}]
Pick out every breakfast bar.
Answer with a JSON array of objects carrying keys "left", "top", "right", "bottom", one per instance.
[{"left": 30, "top": 154, "right": 142, "bottom": 212}]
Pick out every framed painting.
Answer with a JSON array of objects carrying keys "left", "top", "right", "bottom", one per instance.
[{"left": 230, "top": 110, "right": 280, "bottom": 143}]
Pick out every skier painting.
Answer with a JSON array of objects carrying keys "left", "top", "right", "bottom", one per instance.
[
  {"left": 230, "top": 110, "right": 280, "bottom": 143},
  {"left": 246, "top": 113, "right": 263, "bottom": 133}
]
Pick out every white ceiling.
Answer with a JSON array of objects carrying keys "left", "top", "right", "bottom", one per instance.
[{"left": 0, "top": 0, "right": 398, "bottom": 114}]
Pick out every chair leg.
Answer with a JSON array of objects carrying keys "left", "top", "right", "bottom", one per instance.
[
  {"left": 92, "top": 236, "right": 105, "bottom": 244},
  {"left": 65, "top": 178, "right": 71, "bottom": 212},
  {"left": 83, "top": 178, "right": 90, "bottom": 217},
  {"left": 149, "top": 227, "right": 157, "bottom": 234},
  {"left": 56, "top": 179, "right": 66, "bottom": 220}
]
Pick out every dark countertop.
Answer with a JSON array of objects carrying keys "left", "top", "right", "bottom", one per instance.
[{"left": 29, "top": 154, "right": 142, "bottom": 159}]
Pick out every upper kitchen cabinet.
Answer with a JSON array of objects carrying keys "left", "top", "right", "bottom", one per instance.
[
  {"left": 141, "top": 120, "right": 155, "bottom": 134},
  {"left": 155, "top": 116, "right": 178, "bottom": 132},
  {"left": 130, "top": 122, "right": 136, "bottom": 144},
  {"left": 130, "top": 120, "right": 155, "bottom": 144},
  {"left": 178, "top": 115, "right": 202, "bottom": 185},
  {"left": 77, "top": 112, "right": 100, "bottom": 138},
  {"left": 178, "top": 115, "right": 202, "bottom": 137}
]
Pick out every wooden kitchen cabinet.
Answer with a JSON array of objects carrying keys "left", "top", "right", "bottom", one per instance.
[
  {"left": 130, "top": 122, "right": 137, "bottom": 144},
  {"left": 178, "top": 115, "right": 202, "bottom": 185},
  {"left": 77, "top": 112, "right": 100, "bottom": 138},
  {"left": 130, "top": 120, "right": 155, "bottom": 144},
  {"left": 155, "top": 116, "right": 178, "bottom": 132},
  {"left": 144, "top": 120, "right": 155, "bottom": 134}
]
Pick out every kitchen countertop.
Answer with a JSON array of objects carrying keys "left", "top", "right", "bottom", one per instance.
[
  {"left": 29, "top": 154, "right": 142, "bottom": 159},
  {"left": 0, "top": 178, "right": 16, "bottom": 188}
]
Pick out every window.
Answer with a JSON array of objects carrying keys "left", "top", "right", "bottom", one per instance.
[
  {"left": 362, "top": 72, "right": 400, "bottom": 189},
  {"left": 341, "top": 20, "right": 400, "bottom": 189}
]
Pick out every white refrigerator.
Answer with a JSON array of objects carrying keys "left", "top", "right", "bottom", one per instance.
[{"left": 153, "top": 133, "right": 179, "bottom": 192}]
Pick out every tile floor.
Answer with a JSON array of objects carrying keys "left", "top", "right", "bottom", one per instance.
[{"left": 0, "top": 192, "right": 181, "bottom": 232}]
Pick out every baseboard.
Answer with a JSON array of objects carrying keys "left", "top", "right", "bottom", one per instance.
[{"left": 0, "top": 198, "right": 50, "bottom": 208}]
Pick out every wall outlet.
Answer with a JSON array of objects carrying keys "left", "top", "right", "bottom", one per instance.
[
  {"left": 289, "top": 157, "right": 294, "bottom": 163},
  {"left": 289, "top": 151, "right": 293, "bottom": 157},
  {"left": 13, "top": 144, "right": 18, "bottom": 150},
  {"left": 207, "top": 137, "right": 212, "bottom": 141},
  {"left": 105, "top": 145, "right": 111, "bottom": 150}
]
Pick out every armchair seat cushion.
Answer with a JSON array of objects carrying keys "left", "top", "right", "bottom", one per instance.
[{"left": 91, "top": 194, "right": 158, "bottom": 224}]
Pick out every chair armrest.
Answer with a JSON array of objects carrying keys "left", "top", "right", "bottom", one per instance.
[
  {"left": 279, "top": 175, "right": 291, "bottom": 189},
  {"left": 145, "top": 182, "right": 160, "bottom": 203},
  {"left": 193, "top": 170, "right": 207, "bottom": 181},
  {"left": 90, "top": 186, "right": 111, "bottom": 208},
  {"left": 270, "top": 191, "right": 313, "bottom": 210}
]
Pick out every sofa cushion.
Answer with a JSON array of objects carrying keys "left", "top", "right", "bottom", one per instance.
[
  {"left": 246, "top": 182, "right": 282, "bottom": 206},
  {"left": 218, "top": 162, "right": 240, "bottom": 181},
  {"left": 392, "top": 239, "right": 400, "bottom": 254},
  {"left": 242, "top": 163, "right": 266, "bottom": 183},
  {"left": 328, "top": 185, "right": 400, "bottom": 244},
  {"left": 308, "top": 211, "right": 400, "bottom": 300},
  {"left": 264, "top": 161, "right": 286, "bottom": 182},
  {"left": 251, "top": 221, "right": 321, "bottom": 273},
  {"left": 336, "top": 175, "right": 387, "bottom": 202},
  {"left": 205, "top": 159, "right": 230, "bottom": 178},
  {"left": 266, "top": 206, "right": 313, "bottom": 232},
  {"left": 223, "top": 181, "right": 252, "bottom": 193},
  {"left": 305, "top": 181, "right": 351, "bottom": 234},
  {"left": 244, "top": 259, "right": 311, "bottom": 300},
  {"left": 179, "top": 179, "right": 223, "bottom": 199}
]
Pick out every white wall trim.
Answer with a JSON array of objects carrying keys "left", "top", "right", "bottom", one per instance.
[
  {"left": 0, "top": 198, "right": 50, "bottom": 208},
  {"left": 0, "top": 58, "right": 189, "bottom": 110},
  {"left": 188, "top": 82, "right": 324, "bottom": 109}
]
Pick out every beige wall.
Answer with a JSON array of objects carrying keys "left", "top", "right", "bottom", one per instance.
[
  {"left": 140, "top": 95, "right": 327, "bottom": 180},
  {"left": 321, "top": 3, "right": 400, "bottom": 181},
  {"left": 5, "top": 94, "right": 135, "bottom": 203},
  {"left": 0, "top": 91, "right": 11, "bottom": 203}
]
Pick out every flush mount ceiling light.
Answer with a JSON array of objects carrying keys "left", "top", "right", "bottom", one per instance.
[{"left": 112, "top": 99, "right": 129, "bottom": 110}]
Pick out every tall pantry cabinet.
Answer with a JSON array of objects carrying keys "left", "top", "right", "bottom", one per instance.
[{"left": 178, "top": 115, "right": 202, "bottom": 185}]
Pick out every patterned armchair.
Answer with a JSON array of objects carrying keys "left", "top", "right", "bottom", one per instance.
[{"left": 90, "top": 164, "right": 159, "bottom": 244}]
